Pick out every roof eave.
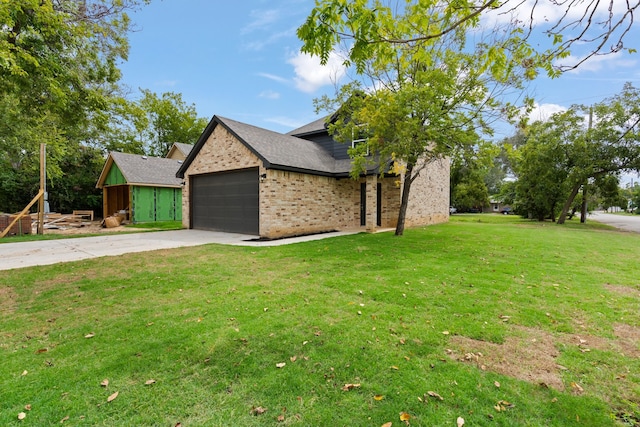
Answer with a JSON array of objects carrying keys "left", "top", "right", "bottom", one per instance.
[
  {"left": 95, "top": 154, "right": 115, "bottom": 189},
  {"left": 177, "top": 116, "right": 220, "bottom": 178}
]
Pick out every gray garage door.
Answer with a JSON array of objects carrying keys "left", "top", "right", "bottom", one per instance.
[{"left": 191, "top": 169, "right": 259, "bottom": 234}]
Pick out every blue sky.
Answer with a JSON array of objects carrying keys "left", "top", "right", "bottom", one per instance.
[{"left": 119, "top": 0, "right": 640, "bottom": 143}]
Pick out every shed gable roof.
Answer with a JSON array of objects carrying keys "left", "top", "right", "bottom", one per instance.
[
  {"left": 177, "top": 115, "right": 378, "bottom": 178},
  {"left": 97, "top": 152, "right": 184, "bottom": 189}
]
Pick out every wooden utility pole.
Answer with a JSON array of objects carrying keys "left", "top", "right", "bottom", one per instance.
[{"left": 37, "top": 143, "right": 45, "bottom": 235}]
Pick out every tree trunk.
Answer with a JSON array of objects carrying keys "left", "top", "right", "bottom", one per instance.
[
  {"left": 580, "top": 184, "right": 588, "bottom": 223},
  {"left": 556, "top": 181, "right": 582, "bottom": 225},
  {"left": 395, "top": 162, "right": 415, "bottom": 236}
]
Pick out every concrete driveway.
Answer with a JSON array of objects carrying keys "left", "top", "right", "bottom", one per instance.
[
  {"left": 0, "top": 229, "right": 358, "bottom": 271},
  {"left": 590, "top": 211, "right": 640, "bottom": 233}
]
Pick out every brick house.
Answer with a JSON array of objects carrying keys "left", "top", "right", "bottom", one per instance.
[{"left": 176, "top": 115, "right": 449, "bottom": 239}]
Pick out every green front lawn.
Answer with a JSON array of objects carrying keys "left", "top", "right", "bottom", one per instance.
[{"left": 1, "top": 216, "right": 638, "bottom": 426}]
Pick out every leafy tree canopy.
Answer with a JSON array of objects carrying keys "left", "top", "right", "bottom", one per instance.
[{"left": 0, "top": 0, "right": 149, "bottom": 213}]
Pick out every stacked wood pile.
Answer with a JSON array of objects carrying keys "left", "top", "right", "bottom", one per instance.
[{"left": 30, "top": 212, "right": 95, "bottom": 230}]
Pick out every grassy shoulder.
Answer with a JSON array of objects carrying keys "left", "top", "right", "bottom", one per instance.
[{"left": 1, "top": 216, "right": 638, "bottom": 426}]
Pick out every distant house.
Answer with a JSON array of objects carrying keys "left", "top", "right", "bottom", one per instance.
[
  {"left": 166, "top": 143, "right": 194, "bottom": 161},
  {"left": 176, "top": 115, "right": 449, "bottom": 239},
  {"left": 483, "top": 200, "right": 511, "bottom": 214},
  {"left": 96, "top": 143, "right": 193, "bottom": 223}
]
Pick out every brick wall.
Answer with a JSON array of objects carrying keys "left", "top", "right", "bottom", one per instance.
[
  {"left": 183, "top": 124, "right": 449, "bottom": 238},
  {"left": 182, "top": 125, "right": 261, "bottom": 229},
  {"left": 0, "top": 214, "right": 33, "bottom": 236},
  {"left": 260, "top": 170, "right": 358, "bottom": 238},
  {"left": 403, "top": 156, "right": 450, "bottom": 227}
]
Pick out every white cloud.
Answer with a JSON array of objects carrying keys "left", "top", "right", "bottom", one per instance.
[
  {"left": 558, "top": 51, "right": 637, "bottom": 74},
  {"left": 241, "top": 9, "right": 281, "bottom": 35},
  {"left": 257, "top": 72, "right": 289, "bottom": 85},
  {"left": 287, "top": 51, "right": 347, "bottom": 93},
  {"left": 263, "top": 116, "right": 306, "bottom": 129},
  {"left": 259, "top": 90, "right": 281, "bottom": 100},
  {"left": 526, "top": 102, "right": 567, "bottom": 122},
  {"left": 243, "top": 27, "right": 296, "bottom": 51}
]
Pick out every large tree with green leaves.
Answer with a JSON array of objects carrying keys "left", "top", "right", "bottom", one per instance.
[
  {"left": 555, "top": 83, "right": 640, "bottom": 224},
  {"left": 0, "top": 0, "right": 149, "bottom": 213},
  {"left": 450, "top": 141, "right": 500, "bottom": 211},
  {"left": 136, "top": 90, "right": 208, "bottom": 157},
  {"left": 508, "top": 84, "right": 640, "bottom": 222},
  {"left": 298, "top": 1, "right": 638, "bottom": 234},
  {"left": 510, "top": 113, "right": 577, "bottom": 221},
  {"left": 0, "top": 0, "right": 148, "bottom": 211},
  {"left": 86, "top": 89, "right": 208, "bottom": 157},
  {"left": 299, "top": 1, "right": 539, "bottom": 235}
]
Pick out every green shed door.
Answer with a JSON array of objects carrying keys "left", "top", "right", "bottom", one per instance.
[
  {"left": 131, "top": 186, "right": 182, "bottom": 223},
  {"left": 156, "top": 187, "right": 181, "bottom": 221},
  {"left": 132, "top": 186, "right": 156, "bottom": 222}
]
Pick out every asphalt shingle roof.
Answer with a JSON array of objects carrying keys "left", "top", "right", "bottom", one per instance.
[
  {"left": 108, "top": 152, "right": 184, "bottom": 187},
  {"left": 286, "top": 116, "right": 329, "bottom": 137},
  {"left": 217, "top": 116, "right": 339, "bottom": 174},
  {"left": 171, "top": 143, "right": 194, "bottom": 157},
  {"left": 177, "top": 115, "right": 378, "bottom": 178}
]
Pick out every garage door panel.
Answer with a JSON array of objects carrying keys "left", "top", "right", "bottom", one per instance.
[{"left": 191, "top": 169, "right": 259, "bottom": 234}]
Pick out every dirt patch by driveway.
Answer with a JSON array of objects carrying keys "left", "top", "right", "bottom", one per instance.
[{"left": 43, "top": 221, "right": 142, "bottom": 235}]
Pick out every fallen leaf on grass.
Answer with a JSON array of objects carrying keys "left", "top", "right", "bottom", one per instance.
[
  {"left": 427, "top": 391, "right": 444, "bottom": 401},
  {"left": 341, "top": 383, "right": 361, "bottom": 391},
  {"left": 494, "top": 400, "right": 514, "bottom": 412},
  {"left": 277, "top": 414, "right": 285, "bottom": 422},
  {"left": 18, "top": 412, "right": 26, "bottom": 420},
  {"left": 21, "top": 370, "right": 28, "bottom": 376},
  {"left": 494, "top": 381, "right": 500, "bottom": 388},
  {"left": 442, "top": 331, "right": 450, "bottom": 335},
  {"left": 251, "top": 406, "right": 267, "bottom": 416},
  {"left": 35, "top": 348, "right": 48, "bottom": 354},
  {"left": 84, "top": 333, "right": 95, "bottom": 339},
  {"left": 400, "top": 411, "right": 411, "bottom": 422},
  {"left": 60, "top": 415, "right": 69, "bottom": 423},
  {"left": 24, "top": 405, "right": 31, "bottom": 411},
  {"left": 145, "top": 379, "right": 156, "bottom": 385},
  {"left": 276, "top": 362, "right": 286, "bottom": 369},
  {"left": 381, "top": 423, "right": 393, "bottom": 427},
  {"left": 100, "top": 379, "right": 109, "bottom": 387},
  {"left": 290, "top": 356, "right": 297, "bottom": 362},
  {"left": 390, "top": 365, "right": 399, "bottom": 370},
  {"left": 107, "top": 391, "right": 119, "bottom": 403},
  {"left": 457, "top": 416, "right": 465, "bottom": 427},
  {"left": 570, "top": 382, "right": 584, "bottom": 393},
  {"left": 374, "top": 394, "right": 384, "bottom": 401}
]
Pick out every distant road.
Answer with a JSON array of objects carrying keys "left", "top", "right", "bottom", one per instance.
[{"left": 590, "top": 211, "right": 640, "bottom": 233}]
